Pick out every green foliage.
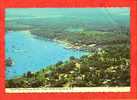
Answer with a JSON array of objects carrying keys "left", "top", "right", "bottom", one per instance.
[
  {"left": 6, "top": 45, "right": 130, "bottom": 88},
  {"left": 69, "top": 56, "right": 75, "bottom": 61},
  {"left": 55, "top": 61, "right": 63, "bottom": 66}
]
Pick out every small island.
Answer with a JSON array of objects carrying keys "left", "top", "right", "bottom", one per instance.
[{"left": 6, "top": 57, "right": 13, "bottom": 67}]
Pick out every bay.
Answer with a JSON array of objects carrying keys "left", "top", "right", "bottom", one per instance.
[{"left": 6, "top": 31, "right": 88, "bottom": 79}]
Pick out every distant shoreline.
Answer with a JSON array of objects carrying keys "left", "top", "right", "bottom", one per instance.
[{"left": 7, "top": 30, "right": 97, "bottom": 52}]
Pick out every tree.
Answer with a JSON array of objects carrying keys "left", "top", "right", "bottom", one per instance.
[
  {"left": 56, "top": 61, "right": 63, "bottom": 66},
  {"left": 26, "top": 71, "right": 33, "bottom": 78},
  {"left": 69, "top": 56, "right": 75, "bottom": 61}
]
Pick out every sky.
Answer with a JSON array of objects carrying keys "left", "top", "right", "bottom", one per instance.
[
  {"left": 5, "top": 8, "right": 130, "bottom": 28},
  {"left": 6, "top": 8, "right": 130, "bottom": 18}
]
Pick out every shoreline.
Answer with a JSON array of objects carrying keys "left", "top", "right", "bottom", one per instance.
[
  {"left": 52, "top": 38, "right": 97, "bottom": 52},
  {"left": 6, "top": 30, "right": 92, "bottom": 80},
  {"left": 7, "top": 30, "right": 97, "bottom": 52}
]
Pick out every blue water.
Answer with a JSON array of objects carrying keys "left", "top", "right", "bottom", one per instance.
[{"left": 6, "top": 31, "right": 88, "bottom": 79}]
